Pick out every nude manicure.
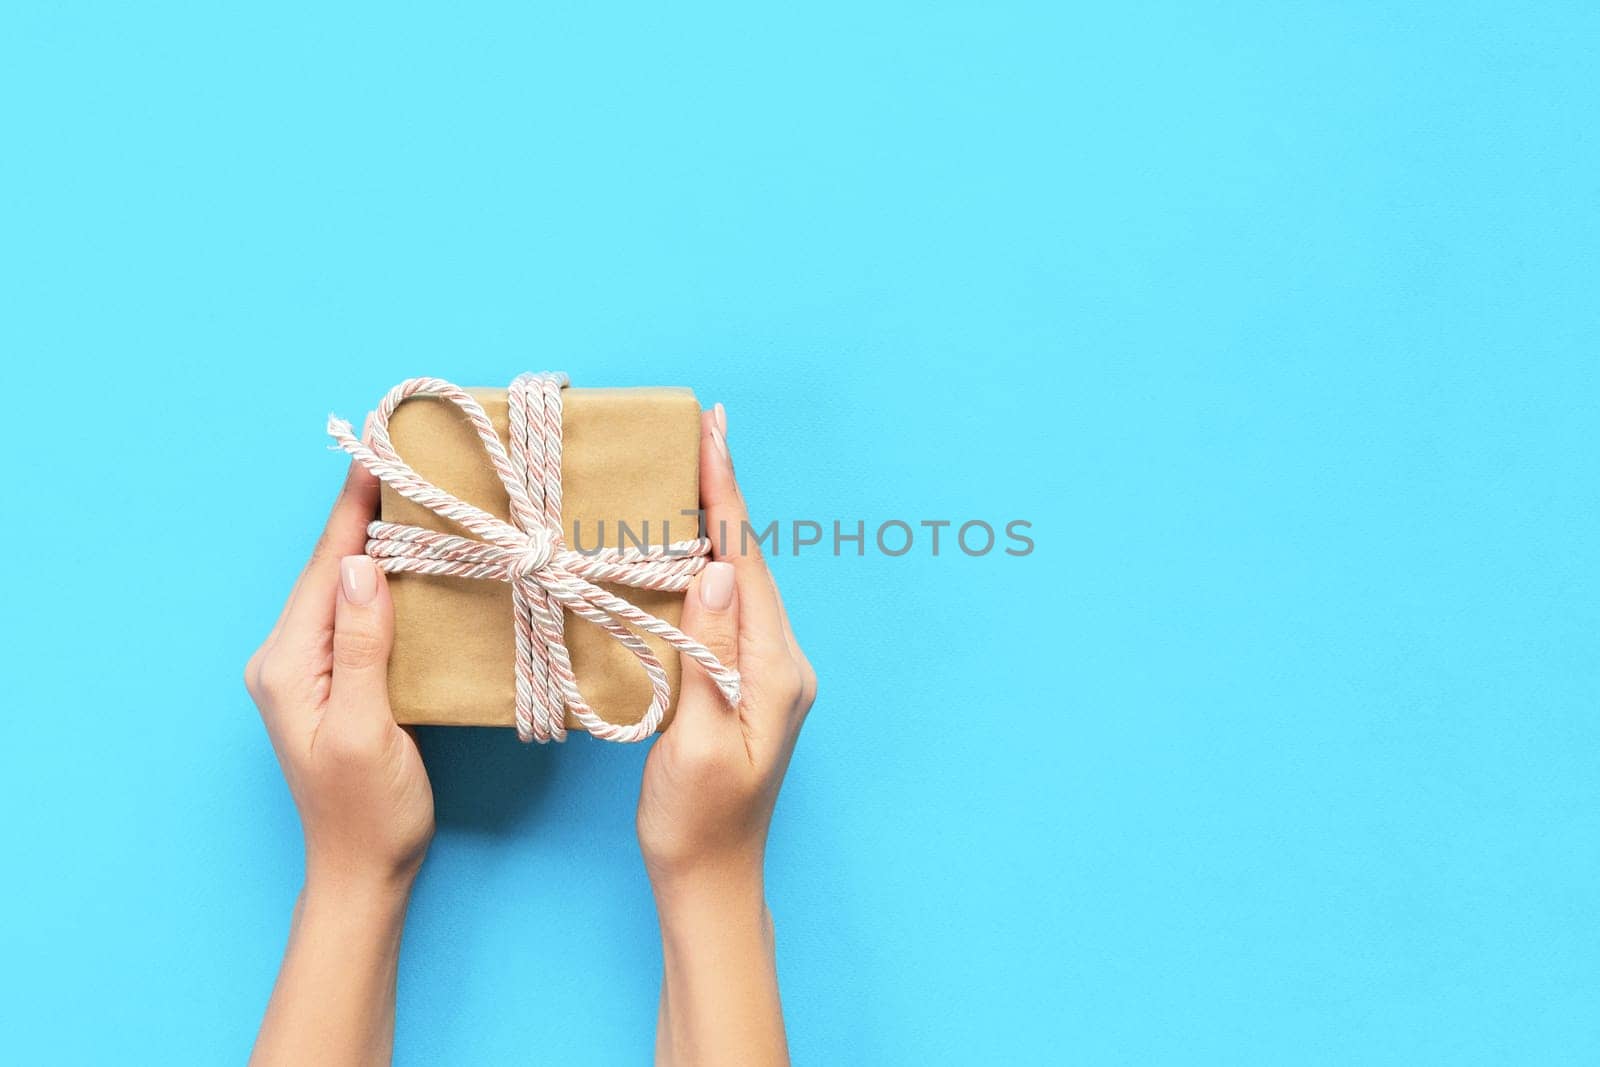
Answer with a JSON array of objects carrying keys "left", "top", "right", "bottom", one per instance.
[
  {"left": 700, "top": 561, "right": 735, "bottom": 610},
  {"left": 341, "top": 555, "right": 379, "bottom": 605}
]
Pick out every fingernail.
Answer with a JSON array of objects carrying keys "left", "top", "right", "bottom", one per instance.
[
  {"left": 710, "top": 426, "right": 730, "bottom": 460},
  {"left": 713, "top": 402, "right": 728, "bottom": 435},
  {"left": 700, "top": 561, "right": 735, "bottom": 611},
  {"left": 341, "top": 555, "right": 379, "bottom": 605}
]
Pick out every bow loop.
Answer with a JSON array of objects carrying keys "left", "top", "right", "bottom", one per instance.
[{"left": 328, "top": 374, "right": 741, "bottom": 743}]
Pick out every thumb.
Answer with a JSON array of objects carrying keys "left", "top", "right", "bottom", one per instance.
[
  {"left": 674, "top": 561, "right": 739, "bottom": 723},
  {"left": 328, "top": 555, "right": 395, "bottom": 726}
]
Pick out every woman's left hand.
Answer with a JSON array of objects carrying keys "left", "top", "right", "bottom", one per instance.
[
  {"left": 246, "top": 456, "right": 434, "bottom": 1067},
  {"left": 245, "top": 456, "right": 434, "bottom": 895}
]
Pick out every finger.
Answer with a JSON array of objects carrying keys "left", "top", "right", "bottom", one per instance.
[
  {"left": 326, "top": 555, "right": 395, "bottom": 730},
  {"left": 259, "top": 417, "right": 378, "bottom": 654},
  {"left": 766, "top": 569, "right": 801, "bottom": 660},
  {"left": 672, "top": 561, "right": 740, "bottom": 733},
  {"left": 699, "top": 408, "right": 784, "bottom": 648},
  {"left": 278, "top": 454, "right": 381, "bottom": 652},
  {"left": 767, "top": 574, "right": 816, "bottom": 713}
]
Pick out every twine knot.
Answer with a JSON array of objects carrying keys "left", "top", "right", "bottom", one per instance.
[
  {"left": 327, "top": 372, "right": 740, "bottom": 743},
  {"left": 514, "top": 529, "right": 556, "bottom": 576}
]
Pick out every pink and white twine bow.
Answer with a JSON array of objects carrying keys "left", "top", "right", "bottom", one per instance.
[{"left": 327, "top": 373, "right": 740, "bottom": 743}]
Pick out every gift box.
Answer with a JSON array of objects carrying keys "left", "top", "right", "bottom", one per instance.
[{"left": 373, "top": 385, "right": 703, "bottom": 733}]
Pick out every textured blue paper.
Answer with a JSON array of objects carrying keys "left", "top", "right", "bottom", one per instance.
[{"left": 1, "top": 2, "right": 1595, "bottom": 1063}]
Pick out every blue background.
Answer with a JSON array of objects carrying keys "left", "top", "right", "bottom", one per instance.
[{"left": 1, "top": 2, "right": 1595, "bottom": 1063}]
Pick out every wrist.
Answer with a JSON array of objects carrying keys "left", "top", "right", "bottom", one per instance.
[
  {"left": 652, "top": 859, "right": 769, "bottom": 942},
  {"left": 305, "top": 837, "right": 425, "bottom": 897},
  {"left": 644, "top": 830, "right": 765, "bottom": 898},
  {"left": 301, "top": 863, "right": 416, "bottom": 926}
]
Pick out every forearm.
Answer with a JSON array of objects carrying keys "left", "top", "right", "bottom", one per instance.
[
  {"left": 654, "top": 865, "right": 788, "bottom": 1067},
  {"left": 251, "top": 875, "right": 412, "bottom": 1067}
]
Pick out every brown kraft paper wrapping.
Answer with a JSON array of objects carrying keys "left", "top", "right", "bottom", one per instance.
[{"left": 380, "top": 386, "right": 702, "bottom": 731}]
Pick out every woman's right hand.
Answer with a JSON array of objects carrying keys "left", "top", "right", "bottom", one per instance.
[{"left": 637, "top": 404, "right": 816, "bottom": 1066}]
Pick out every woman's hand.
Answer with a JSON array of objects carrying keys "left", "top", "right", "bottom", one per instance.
[
  {"left": 246, "top": 455, "right": 434, "bottom": 889},
  {"left": 638, "top": 404, "right": 816, "bottom": 1067},
  {"left": 246, "top": 455, "right": 433, "bottom": 1067}
]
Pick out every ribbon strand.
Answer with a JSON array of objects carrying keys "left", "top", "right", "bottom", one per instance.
[{"left": 327, "top": 373, "right": 740, "bottom": 743}]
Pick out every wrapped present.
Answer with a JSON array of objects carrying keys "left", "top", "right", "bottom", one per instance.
[{"left": 328, "top": 373, "right": 740, "bottom": 742}]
